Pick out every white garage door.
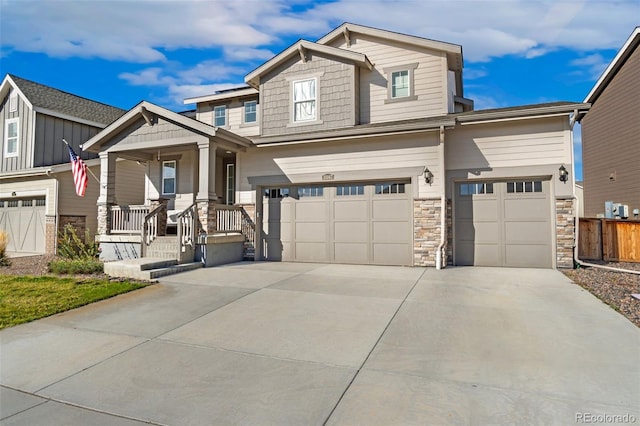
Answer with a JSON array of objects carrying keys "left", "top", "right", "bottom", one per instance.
[
  {"left": 454, "top": 180, "right": 552, "bottom": 268},
  {"left": 262, "top": 181, "right": 412, "bottom": 265},
  {"left": 0, "top": 197, "right": 47, "bottom": 254}
]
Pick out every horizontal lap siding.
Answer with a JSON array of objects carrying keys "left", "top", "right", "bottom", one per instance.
[
  {"left": 1, "top": 90, "right": 34, "bottom": 171},
  {"left": 0, "top": 177, "right": 57, "bottom": 216},
  {"left": 328, "top": 34, "right": 447, "bottom": 123},
  {"left": 581, "top": 46, "right": 640, "bottom": 217},
  {"left": 446, "top": 117, "right": 570, "bottom": 170},
  {"left": 238, "top": 133, "right": 440, "bottom": 199},
  {"left": 58, "top": 165, "right": 101, "bottom": 238}
]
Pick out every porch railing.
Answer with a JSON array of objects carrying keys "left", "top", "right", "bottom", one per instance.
[
  {"left": 177, "top": 203, "right": 197, "bottom": 259},
  {"left": 110, "top": 205, "right": 149, "bottom": 234},
  {"left": 215, "top": 204, "right": 255, "bottom": 247},
  {"left": 141, "top": 203, "right": 166, "bottom": 256}
]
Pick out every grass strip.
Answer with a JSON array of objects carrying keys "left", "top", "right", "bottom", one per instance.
[{"left": 0, "top": 275, "right": 146, "bottom": 329}]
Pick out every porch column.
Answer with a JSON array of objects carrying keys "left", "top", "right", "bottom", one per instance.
[
  {"left": 97, "top": 152, "right": 116, "bottom": 235},
  {"left": 196, "top": 140, "right": 218, "bottom": 234}
]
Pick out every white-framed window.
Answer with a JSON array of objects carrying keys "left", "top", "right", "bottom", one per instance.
[
  {"left": 384, "top": 63, "right": 418, "bottom": 103},
  {"left": 4, "top": 118, "right": 19, "bottom": 158},
  {"left": 293, "top": 78, "right": 316, "bottom": 122},
  {"left": 162, "top": 160, "right": 176, "bottom": 195},
  {"left": 244, "top": 101, "right": 257, "bottom": 124},
  {"left": 214, "top": 105, "right": 226, "bottom": 127},
  {"left": 336, "top": 185, "right": 365, "bottom": 196},
  {"left": 226, "top": 163, "right": 235, "bottom": 205},
  {"left": 459, "top": 182, "right": 494, "bottom": 196},
  {"left": 298, "top": 186, "right": 323, "bottom": 197},
  {"left": 375, "top": 183, "right": 405, "bottom": 195},
  {"left": 506, "top": 180, "right": 543, "bottom": 193}
]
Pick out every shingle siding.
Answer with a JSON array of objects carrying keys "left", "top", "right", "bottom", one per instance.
[{"left": 581, "top": 45, "right": 640, "bottom": 217}]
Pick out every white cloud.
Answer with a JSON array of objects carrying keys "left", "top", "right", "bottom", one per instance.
[
  {"left": 224, "top": 47, "right": 276, "bottom": 62},
  {"left": 2, "top": 0, "right": 638, "bottom": 65},
  {"left": 464, "top": 68, "right": 488, "bottom": 80},
  {"left": 119, "top": 68, "right": 176, "bottom": 86},
  {"left": 570, "top": 53, "right": 609, "bottom": 80}
]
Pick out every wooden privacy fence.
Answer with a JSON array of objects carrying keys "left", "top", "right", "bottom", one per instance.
[{"left": 579, "top": 218, "right": 640, "bottom": 263}]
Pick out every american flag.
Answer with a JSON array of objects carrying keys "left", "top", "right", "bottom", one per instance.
[{"left": 68, "top": 144, "right": 88, "bottom": 197}]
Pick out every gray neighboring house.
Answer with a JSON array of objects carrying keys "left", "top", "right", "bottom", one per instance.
[
  {"left": 84, "top": 23, "right": 589, "bottom": 269},
  {"left": 0, "top": 74, "right": 145, "bottom": 255},
  {"left": 578, "top": 27, "right": 640, "bottom": 218}
]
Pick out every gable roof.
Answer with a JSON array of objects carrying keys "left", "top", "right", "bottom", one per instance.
[
  {"left": 317, "top": 22, "right": 463, "bottom": 71},
  {"left": 184, "top": 87, "right": 258, "bottom": 105},
  {"left": 245, "top": 40, "right": 373, "bottom": 88},
  {"left": 0, "top": 74, "right": 126, "bottom": 127},
  {"left": 82, "top": 101, "right": 252, "bottom": 153},
  {"left": 583, "top": 27, "right": 639, "bottom": 105}
]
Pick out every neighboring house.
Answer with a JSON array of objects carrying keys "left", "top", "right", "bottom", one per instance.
[
  {"left": 575, "top": 181, "right": 585, "bottom": 217},
  {"left": 578, "top": 27, "right": 639, "bottom": 218},
  {"left": 84, "top": 23, "right": 589, "bottom": 269},
  {"left": 0, "top": 74, "right": 145, "bottom": 255}
]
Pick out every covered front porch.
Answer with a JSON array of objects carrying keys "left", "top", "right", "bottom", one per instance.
[{"left": 82, "top": 101, "right": 255, "bottom": 266}]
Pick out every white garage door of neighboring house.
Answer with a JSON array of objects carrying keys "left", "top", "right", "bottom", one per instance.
[
  {"left": 262, "top": 181, "right": 412, "bottom": 266},
  {"left": 454, "top": 180, "right": 552, "bottom": 268},
  {"left": 0, "top": 197, "right": 47, "bottom": 254}
]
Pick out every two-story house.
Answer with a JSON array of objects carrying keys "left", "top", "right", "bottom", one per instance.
[
  {"left": 0, "top": 74, "right": 144, "bottom": 255},
  {"left": 83, "top": 23, "right": 589, "bottom": 270},
  {"left": 578, "top": 27, "right": 639, "bottom": 219}
]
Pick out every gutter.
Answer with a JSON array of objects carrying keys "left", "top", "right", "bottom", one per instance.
[
  {"left": 436, "top": 125, "right": 447, "bottom": 270},
  {"left": 569, "top": 111, "right": 640, "bottom": 275}
]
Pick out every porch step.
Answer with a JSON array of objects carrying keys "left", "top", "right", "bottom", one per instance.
[
  {"left": 146, "top": 236, "right": 179, "bottom": 260},
  {"left": 104, "top": 257, "right": 202, "bottom": 281}
]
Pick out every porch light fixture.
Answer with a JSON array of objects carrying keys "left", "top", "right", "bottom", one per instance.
[
  {"left": 558, "top": 165, "right": 569, "bottom": 183},
  {"left": 424, "top": 167, "right": 434, "bottom": 184}
]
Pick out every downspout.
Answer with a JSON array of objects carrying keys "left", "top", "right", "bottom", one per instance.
[
  {"left": 570, "top": 110, "right": 640, "bottom": 275},
  {"left": 436, "top": 125, "right": 447, "bottom": 270}
]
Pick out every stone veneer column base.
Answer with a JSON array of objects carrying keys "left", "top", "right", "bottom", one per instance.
[
  {"left": 556, "top": 198, "right": 575, "bottom": 268},
  {"left": 197, "top": 200, "right": 218, "bottom": 234},
  {"left": 45, "top": 215, "right": 57, "bottom": 255},
  {"left": 414, "top": 199, "right": 444, "bottom": 267}
]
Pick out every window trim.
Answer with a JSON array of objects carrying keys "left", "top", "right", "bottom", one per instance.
[
  {"left": 226, "top": 163, "right": 235, "bottom": 205},
  {"left": 4, "top": 117, "right": 19, "bottom": 158},
  {"left": 161, "top": 160, "right": 177, "bottom": 196},
  {"left": 286, "top": 72, "right": 324, "bottom": 127},
  {"left": 384, "top": 63, "right": 419, "bottom": 104},
  {"left": 213, "top": 105, "right": 227, "bottom": 128},
  {"left": 242, "top": 100, "right": 258, "bottom": 126}
]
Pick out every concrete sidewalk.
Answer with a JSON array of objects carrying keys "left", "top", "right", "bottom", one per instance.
[{"left": 1, "top": 263, "right": 639, "bottom": 425}]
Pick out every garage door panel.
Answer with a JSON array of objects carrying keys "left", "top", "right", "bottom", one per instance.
[
  {"left": 335, "top": 243, "right": 368, "bottom": 264},
  {"left": 334, "top": 222, "right": 367, "bottom": 242},
  {"left": 372, "top": 199, "right": 409, "bottom": 220},
  {"left": 295, "top": 222, "right": 326, "bottom": 241},
  {"left": 372, "top": 221, "right": 409, "bottom": 243},
  {"left": 0, "top": 198, "right": 46, "bottom": 254},
  {"left": 505, "top": 244, "right": 551, "bottom": 268},
  {"left": 504, "top": 221, "right": 550, "bottom": 244},
  {"left": 373, "top": 243, "right": 411, "bottom": 266},
  {"left": 469, "top": 222, "right": 500, "bottom": 244},
  {"left": 470, "top": 199, "right": 499, "bottom": 221},
  {"left": 334, "top": 200, "right": 367, "bottom": 220},
  {"left": 456, "top": 243, "right": 501, "bottom": 266},
  {"left": 504, "top": 198, "right": 548, "bottom": 219},
  {"left": 295, "top": 202, "right": 327, "bottom": 222},
  {"left": 295, "top": 242, "right": 329, "bottom": 262}
]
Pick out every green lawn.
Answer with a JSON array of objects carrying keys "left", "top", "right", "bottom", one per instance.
[{"left": 0, "top": 275, "right": 147, "bottom": 329}]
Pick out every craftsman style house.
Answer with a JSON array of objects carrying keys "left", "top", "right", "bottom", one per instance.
[
  {"left": 0, "top": 74, "right": 144, "bottom": 255},
  {"left": 578, "top": 27, "right": 639, "bottom": 218},
  {"left": 84, "top": 23, "right": 589, "bottom": 270}
]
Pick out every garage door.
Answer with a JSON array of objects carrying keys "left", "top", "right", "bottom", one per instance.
[
  {"left": 0, "top": 197, "right": 47, "bottom": 254},
  {"left": 262, "top": 181, "right": 412, "bottom": 265},
  {"left": 454, "top": 180, "right": 552, "bottom": 268}
]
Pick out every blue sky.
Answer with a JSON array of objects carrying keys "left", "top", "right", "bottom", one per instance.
[{"left": 1, "top": 0, "right": 638, "bottom": 179}]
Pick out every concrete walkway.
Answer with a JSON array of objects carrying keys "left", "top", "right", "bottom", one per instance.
[{"left": 1, "top": 263, "right": 638, "bottom": 425}]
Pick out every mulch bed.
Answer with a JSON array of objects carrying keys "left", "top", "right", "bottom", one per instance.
[
  {"left": 563, "top": 261, "right": 640, "bottom": 328},
  {"left": 2, "top": 255, "right": 639, "bottom": 327}
]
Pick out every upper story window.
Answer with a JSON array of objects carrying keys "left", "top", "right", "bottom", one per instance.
[
  {"left": 293, "top": 78, "right": 316, "bottom": 122},
  {"left": 214, "top": 105, "right": 226, "bottom": 127},
  {"left": 162, "top": 160, "right": 176, "bottom": 195},
  {"left": 4, "top": 118, "right": 19, "bottom": 158},
  {"left": 384, "top": 63, "right": 418, "bottom": 103},
  {"left": 244, "top": 100, "right": 257, "bottom": 124}
]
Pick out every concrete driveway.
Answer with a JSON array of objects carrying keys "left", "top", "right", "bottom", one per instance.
[{"left": 1, "top": 263, "right": 639, "bottom": 425}]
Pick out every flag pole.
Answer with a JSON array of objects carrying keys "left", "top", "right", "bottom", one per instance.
[{"left": 62, "top": 139, "right": 100, "bottom": 184}]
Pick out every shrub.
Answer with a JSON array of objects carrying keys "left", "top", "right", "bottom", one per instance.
[
  {"left": 0, "top": 231, "right": 10, "bottom": 267},
  {"left": 48, "top": 258, "right": 104, "bottom": 275},
  {"left": 57, "top": 224, "right": 100, "bottom": 260}
]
